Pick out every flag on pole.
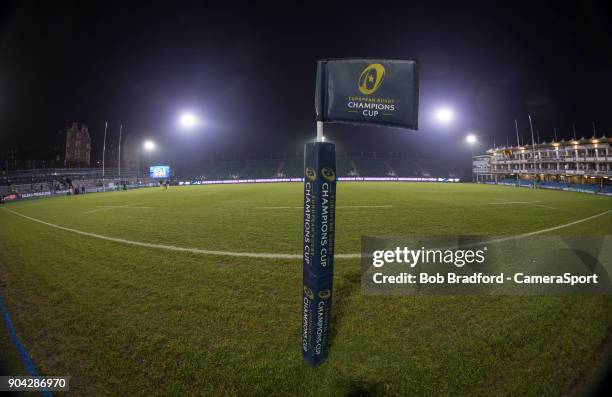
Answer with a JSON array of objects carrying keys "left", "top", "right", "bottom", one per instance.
[
  {"left": 315, "top": 59, "right": 419, "bottom": 129},
  {"left": 302, "top": 59, "right": 419, "bottom": 368}
]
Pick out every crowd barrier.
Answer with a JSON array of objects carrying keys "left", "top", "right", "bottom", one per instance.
[
  {"left": 177, "top": 176, "right": 460, "bottom": 185},
  {"left": 1, "top": 183, "right": 158, "bottom": 203},
  {"left": 482, "top": 180, "right": 612, "bottom": 196}
]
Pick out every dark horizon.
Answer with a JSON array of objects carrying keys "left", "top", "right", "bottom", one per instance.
[{"left": 1, "top": 1, "right": 611, "bottom": 171}]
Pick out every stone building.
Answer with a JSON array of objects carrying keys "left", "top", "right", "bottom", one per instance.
[{"left": 64, "top": 122, "right": 91, "bottom": 167}]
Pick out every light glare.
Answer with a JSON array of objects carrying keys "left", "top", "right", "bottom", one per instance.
[
  {"left": 466, "top": 134, "right": 477, "bottom": 144},
  {"left": 435, "top": 107, "right": 454, "bottom": 123},
  {"left": 144, "top": 140, "right": 155, "bottom": 151},
  {"left": 179, "top": 113, "right": 198, "bottom": 128}
]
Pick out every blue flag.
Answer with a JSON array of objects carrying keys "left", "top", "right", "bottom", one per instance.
[{"left": 316, "top": 58, "right": 419, "bottom": 129}]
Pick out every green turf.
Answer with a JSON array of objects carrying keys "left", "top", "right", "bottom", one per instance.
[
  {"left": 0, "top": 310, "right": 27, "bottom": 376},
  {"left": 0, "top": 183, "right": 610, "bottom": 396}
]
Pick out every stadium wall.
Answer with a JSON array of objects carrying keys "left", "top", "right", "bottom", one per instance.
[{"left": 0, "top": 179, "right": 157, "bottom": 203}]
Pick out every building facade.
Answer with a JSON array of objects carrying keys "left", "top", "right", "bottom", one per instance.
[
  {"left": 473, "top": 136, "right": 612, "bottom": 193},
  {"left": 64, "top": 122, "right": 91, "bottom": 167},
  {"left": 120, "top": 134, "right": 141, "bottom": 173}
]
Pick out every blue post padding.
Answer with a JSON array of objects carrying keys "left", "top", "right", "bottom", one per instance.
[{"left": 301, "top": 142, "right": 336, "bottom": 367}]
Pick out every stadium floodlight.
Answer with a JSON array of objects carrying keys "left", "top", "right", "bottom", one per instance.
[
  {"left": 465, "top": 134, "right": 477, "bottom": 144},
  {"left": 144, "top": 140, "right": 155, "bottom": 151},
  {"left": 435, "top": 107, "right": 454, "bottom": 124},
  {"left": 179, "top": 112, "right": 198, "bottom": 128}
]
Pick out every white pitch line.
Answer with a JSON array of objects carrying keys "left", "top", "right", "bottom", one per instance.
[
  {"left": 259, "top": 206, "right": 301, "bottom": 209},
  {"left": 1, "top": 207, "right": 300, "bottom": 259},
  {"left": 339, "top": 205, "right": 393, "bottom": 208},
  {"left": 1, "top": 207, "right": 610, "bottom": 260},
  {"left": 488, "top": 200, "right": 556, "bottom": 210},
  {"left": 529, "top": 204, "right": 557, "bottom": 210},
  {"left": 477, "top": 209, "right": 611, "bottom": 246},
  {"left": 258, "top": 205, "right": 393, "bottom": 209},
  {"left": 96, "top": 206, "right": 152, "bottom": 209},
  {"left": 82, "top": 202, "right": 148, "bottom": 214},
  {"left": 488, "top": 201, "right": 542, "bottom": 204}
]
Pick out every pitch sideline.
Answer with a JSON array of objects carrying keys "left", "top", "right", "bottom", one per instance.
[{"left": 1, "top": 207, "right": 610, "bottom": 260}]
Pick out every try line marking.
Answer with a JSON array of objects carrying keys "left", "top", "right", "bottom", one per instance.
[
  {"left": 1, "top": 207, "right": 610, "bottom": 260},
  {"left": 258, "top": 205, "right": 393, "bottom": 209},
  {"left": 488, "top": 201, "right": 542, "bottom": 204},
  {"left": 82, "top": 202, "right": 149, "bottom": 214},
  {"left": 96, "top": 206, "right": 152, "bottom": 209}
]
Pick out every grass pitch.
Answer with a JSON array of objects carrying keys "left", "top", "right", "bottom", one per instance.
[{"left": 0, "top": 182, "right": 610, "bottom": 396}]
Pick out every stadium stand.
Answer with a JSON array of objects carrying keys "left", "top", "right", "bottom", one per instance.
[
  {"left": 1, "top": 168, "right": 140, "bottom": 185},
  {"left": 474, "top": 136, "right": 612, "bottom": 194},
  {"left": 205, "top": 161, "right": 246, "bottom": 180},
  {"left": 337, "top": 158, "right": 356, "bottom": 177},
  {"left": 280, "top": 159, "right": 303, "bottom": 178},
  {"left": 386, "top": 159, "right": 425, "bottom": 177},
  {"left": 0, "top": 157, "right": 465, "bottom": 193},
  {"left": 353, "top": 158, "right": 391, "bottom": 177},
  {"left": 3, "top": 153, "right": 610, "bottom": 201},
  {"left": 248, "top": 160, "right": 279, "bottom": 179},
  {"left": 172, "top": 156, "right": 457, "bottom": 181},
  {"left": 0, "top": 167, "right": 151, "bottom": 198}
]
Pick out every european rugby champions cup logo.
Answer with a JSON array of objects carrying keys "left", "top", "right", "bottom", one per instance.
[
  {"left": 305, "top": 167, "right": 317, "bottom": 181},
  {"left": 321, "top": 167, "right": 336, "bottom": 182},
  {"left": 358, "top": 63, "right": 385, "bottom": 95},
  {"left": 304, "top": 286, "right": 314, "bottom": 300},
  {"left": 348, "top": 63, "right": 395, "bottom": 119}
]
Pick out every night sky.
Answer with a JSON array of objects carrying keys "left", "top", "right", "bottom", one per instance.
[{"left": 1, "top": 1, "right": 611, "bottom": 171}]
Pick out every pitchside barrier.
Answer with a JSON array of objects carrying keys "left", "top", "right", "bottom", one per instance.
[
  {"left": 177, "top": 177, "right": 459, "bottom": 185},
  {"left": 482, "top": 180, "right": 612, "bottom": 196},
  {"left": 0, "top": 178, "right": 461, "bottom": 203},
  {"left": 0, "top": 182, "right": 158, "bottom": 203}
]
